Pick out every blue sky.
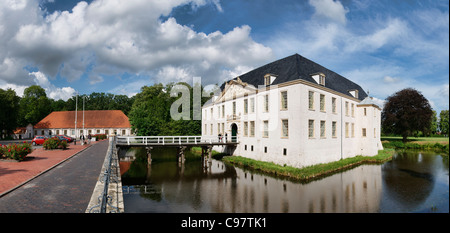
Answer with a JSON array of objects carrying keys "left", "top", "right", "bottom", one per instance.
[{"left": 0, "top": 0, "right": 448, "bottom": 113}]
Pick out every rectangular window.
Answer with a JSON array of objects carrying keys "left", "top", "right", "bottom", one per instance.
[
  {"left": 308, "top": 120, "right": 314, "bottom": 138},
  {"left": 319, "top": 75, "right": 325, "bottom": 86},
  {"left": 221, "top": 123, "right": 224, "bottom": 135},
  {"left": 364, "top": 108, "right": 367, "bottom": 116},
  {"left": 264, "top": 95, "right": 269, "bottom": 112},
  {"left": 309, "top": 91, "right": 314, "bottom": 110},
  {"left": 374, "top": 128, "right": 376, "bottom": 138},
  {"left": 362, "top": 128, "right": 367, "bottom": 137},
  {"left": 122, "top": 130, "right": 126, "bottom": 135},
  {"left": 320, "top": 94, "right": 325, "bottom": 112},
  {"left": 282, "top": 119, "right": 288, "bottom": 137},
  {"left": 345, "top": 102, "right": 349, "bottom": 116},
  {"left": 250, "top": 98, "right": 255, "bottom": 113},
  {"left": 283, "top": 148, "right": 287, "bottom": 156},
  {"left": 251, "top": 145, "right": 254, "bottom": 151},
  {"left": 332, "top": 121, "right": 337, "bottom": 137},
  {"left": 265, "top": 76, "right": 270, "bottom": 86},
  {"left": 64, "top": 130, "right": 67, "bottom": 135},
  {"left": 263, "top": 120, "right": 269, "bottom": 137},
  {"left": 250, "top": 121, "right": 255, "bottom": 137},
  {"left": 320, "top": 120, "right": 326, "bottom": 138},
  {"left": 222, "top": 105, "right": 225, "bottom": 118},
  {"left": 351, "top": 103, "right": 354, "bottom": 117},
  {"left": 345, "top": 122, "right": 349, "bottom": 138},
  {"left": 245, "top": 145, "right": 247, "bottom": 150},
  {"left": 281, "top": 91, "right": 288, "bottom": 110},
  {"left": 332, "top": 97, "right": 336, "bottom": 113},
  {"left": 210, "top": 124, "right": 213, "bottom": 135},
  {"left": 218, "top": 123, "right": 221, "bottom": 134},
  {"left": 233, "top": 101, "right": 236, "bottom": 115},
  {"left": 264, "top": 147, "right": 267, "bottom": 153},
  {"left": 244, "top": 99, "right": 248, "bottom": 114},
  {"left": 244, "top": 122, "right": 248, "bottom": 137},
  {"left": 351, "top": 123, "right": 355, "bottom": 137},
  {"left": 211, "top": 108, "right": 213, "bottom": 119}
]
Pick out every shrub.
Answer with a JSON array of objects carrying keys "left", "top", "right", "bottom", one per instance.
[
  {"left": 93, "top": 134, "right": 107, "bottom": 140},
  {"left": 0, "top": 142, "right": 33, "bottom": 161},
  {"left": 43, "top": 138, "right": 68, "bottom": 150}
]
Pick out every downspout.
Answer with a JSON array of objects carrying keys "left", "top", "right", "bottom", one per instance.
[{"left": 340, "top": 96, "right": 343, "bottom": 160}]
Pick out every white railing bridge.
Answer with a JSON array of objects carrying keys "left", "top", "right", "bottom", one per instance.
[{"left": 116, "top": 135, "right": 238, "bottom": 146}]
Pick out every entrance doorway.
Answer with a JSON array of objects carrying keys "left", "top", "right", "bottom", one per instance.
[{"left": 231, "top": 123, "right": 238, "bottom": 142}]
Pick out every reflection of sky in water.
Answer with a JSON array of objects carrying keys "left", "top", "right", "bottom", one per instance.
[
  {"left": 380, "top": 152, "right": 449, "bottom": 213},
  {"left": 120, "top": 148, "right": 449, "bottom": 213}
]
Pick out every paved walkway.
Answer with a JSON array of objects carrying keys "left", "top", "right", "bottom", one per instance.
[{"left": 0, "top": 140, "right": 108, "bottom": 213}]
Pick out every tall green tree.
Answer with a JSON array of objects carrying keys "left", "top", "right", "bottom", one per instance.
[
  {"left": 0, "top": 88, "right": 20, "bottom": 139},
  {"left": 381, "top": 88, "right": 433, "bottom": 142},
  {"left": 18, "top": 85, "right": 52, "bottom": 126},
  {"left": 429, "top": 110, "right": 438, "bottom": 135},
  {"left": 439, "top": 110, "right": 449, "bottom": 136},
  {"left": 128, "top": 82, "right": 211, "bottom": 136},
  {"left": 128, "top": 84, "right": 171, "bottom": 136}
]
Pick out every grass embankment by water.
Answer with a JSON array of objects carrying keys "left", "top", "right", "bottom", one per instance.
[
  {"left": 221, "top": 149, "right": 395, "bottom": 182},
  {"left": 381, "top": 136, "right": 449, "bottom": 153},
  {"left": 192, "top": 146, "right": 395, "bottom": 182}
]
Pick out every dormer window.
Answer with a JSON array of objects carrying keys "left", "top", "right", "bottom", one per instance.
[
  {"left": 264, "top": 74, "right": 277, "bottom": 86},
  {"left": 319, "top": 74, "right": 325, "bottom": 86},
  {"left": 349, "top": 89, "right": 359, "bottom": 99},
  {"left": 311, "top": 72, "right": 325, "bottom": 86}
]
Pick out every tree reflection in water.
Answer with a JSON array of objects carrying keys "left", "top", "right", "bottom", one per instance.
[{"left": 120, "top": 147, "right": 448, "bottom": 213}]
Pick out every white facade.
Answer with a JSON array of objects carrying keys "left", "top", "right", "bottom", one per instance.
[
  {"left": 34, "top": 128, "right": 132, "bottom": 137},
  {"left": 202, "top": 78, "right": 383, "bottom": 169}
]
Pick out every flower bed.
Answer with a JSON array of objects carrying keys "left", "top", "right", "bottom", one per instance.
[
  {"left": 0, "top": 142, "right": 33, "bottom": 161},
  {"left": 43, "top": 138, "right": 68, "bottom": 150}
]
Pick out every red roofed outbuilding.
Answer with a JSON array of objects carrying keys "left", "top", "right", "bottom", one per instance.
[{"left": 33, "top": 110, "right": 132, "bottom": 138}]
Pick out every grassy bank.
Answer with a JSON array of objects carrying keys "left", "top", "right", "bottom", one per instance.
[
  {"left": 381, "top": 136, "right": 449, "bottom": 153},
  {"left": 222, "top": 149, "right": 395, "bottom": 182}
]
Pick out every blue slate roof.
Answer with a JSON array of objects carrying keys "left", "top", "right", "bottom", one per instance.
[{"left": 220, "top": 53, "right": 367, "bottom": 101}]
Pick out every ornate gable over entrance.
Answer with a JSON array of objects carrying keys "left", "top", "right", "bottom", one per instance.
[{"left": 216, "top": 77, "right": 256, "bottom": 103}]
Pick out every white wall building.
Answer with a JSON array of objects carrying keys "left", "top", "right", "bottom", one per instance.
[
  {"left": 34, "top": 110, "right": 132, "bottom": 138},
  {"left": 202, "top": 54, "right": 383, "bottom": 168}
]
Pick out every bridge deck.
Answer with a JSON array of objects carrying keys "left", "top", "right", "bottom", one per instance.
[{"left": 116, "top": 136, "right": 238, "bottom": 147}]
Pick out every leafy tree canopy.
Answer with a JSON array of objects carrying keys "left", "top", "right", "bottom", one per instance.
[{"left": 382, "top": 88, "right": 433, "bottom": 142}]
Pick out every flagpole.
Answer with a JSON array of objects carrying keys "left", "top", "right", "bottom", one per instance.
[{"left": 75, "top": 93, "right": 78, "bottom": 143}]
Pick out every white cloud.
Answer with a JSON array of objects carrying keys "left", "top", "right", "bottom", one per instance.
[
  {"left": 1, "top": 0, "right": 272, "bottom": 93},
  {"left": 29, "top": 71, "right": 76, "bottom": 100},
  {"left": 309, "top": 0, "right": 348, "bottom": 25},
  {"left": 383, "top": 76, "right": 401, "bottom": 84}
]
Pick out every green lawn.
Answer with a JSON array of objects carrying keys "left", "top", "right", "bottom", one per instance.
[{"left": 381, "top": 136, "right": 448, "bottom": 144}]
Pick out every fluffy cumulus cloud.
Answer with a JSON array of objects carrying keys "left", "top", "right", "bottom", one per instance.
[
  {"left": 29, "top": 71, "right": 76, "bottom": 100},
  {"left": 0, "top": 0, "right": 273, "bottom": 98},
  {"left": 309, "top": 0, "right": 348, "bottom": 25}
]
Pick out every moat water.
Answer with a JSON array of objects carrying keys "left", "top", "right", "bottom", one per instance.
[{"left": 119, "top": 147, "right": 448, "bottom": 213}]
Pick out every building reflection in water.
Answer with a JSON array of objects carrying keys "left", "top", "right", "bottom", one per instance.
[{"left": 120, "top": 148, "right": 384, "bottom": 213}]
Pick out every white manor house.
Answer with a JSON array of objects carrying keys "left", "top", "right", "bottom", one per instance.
[{"left": 202, "top": 54, "right": 383, "bottom": 168}]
